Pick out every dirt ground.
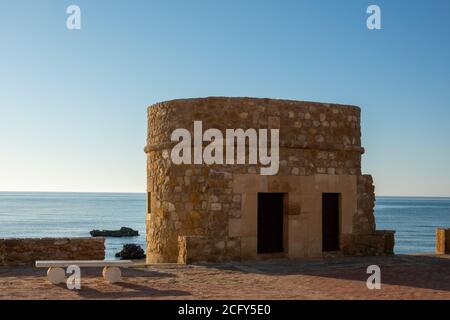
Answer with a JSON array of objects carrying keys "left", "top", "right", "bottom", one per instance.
[{"left": 0, "top": 254, "right": 449, "bottom": 300}]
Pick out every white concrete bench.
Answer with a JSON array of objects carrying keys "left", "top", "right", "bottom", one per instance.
[{"left": 35, "top": 260, "right": 133, "bottom": 284}]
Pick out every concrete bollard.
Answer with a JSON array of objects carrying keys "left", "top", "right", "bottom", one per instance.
[{"left": 436, "top": 228, "right": 450, "bottom": 255}]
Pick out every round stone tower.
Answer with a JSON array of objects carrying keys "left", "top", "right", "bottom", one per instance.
[{"left": 144, "top": 97, "right": 394, "bottom": 263}]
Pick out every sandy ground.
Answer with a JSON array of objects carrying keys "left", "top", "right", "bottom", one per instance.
[{"left": 0, "top": 254, "right": 449, "bottom": 300}]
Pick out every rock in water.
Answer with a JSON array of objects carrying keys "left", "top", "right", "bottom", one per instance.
[
  {"left": 115, "top": 244, "right": 146, "bottom": 260},
  {"left": 90, "top": 227, "right": 139, "bottom": 237}
]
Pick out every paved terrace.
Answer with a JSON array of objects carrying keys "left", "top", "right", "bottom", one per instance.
[{"left": 0, "top": 255, "right": 449, "bottom": 299}]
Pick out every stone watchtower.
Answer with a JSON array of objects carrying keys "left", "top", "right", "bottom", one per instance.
[{"left": 144, "top": 97, "right": 394, "bottom": 263}]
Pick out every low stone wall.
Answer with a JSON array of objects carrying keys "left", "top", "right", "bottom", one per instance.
[
  {"left": 0, "top": 238, "right": 105, "bottom": 266},
  {"left": 436, "top": 228, "right": 450, "bottom": 254},
  {"left": 178, "top": 236, "right": 241, "bottom": 264},
  {"left": 178, "top": 231, "right": 395, "bottom": 263},
  {"left": 342, "top": 230, "right": 395, "bottom": 256}
]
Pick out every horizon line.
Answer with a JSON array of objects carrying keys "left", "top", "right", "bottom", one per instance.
[{"left": 1, "top": 190, "right": 450, "bottom": 198}]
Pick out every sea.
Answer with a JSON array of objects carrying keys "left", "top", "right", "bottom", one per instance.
[{"left": 0, "top": 192, "right": 449, "bottom": 259}]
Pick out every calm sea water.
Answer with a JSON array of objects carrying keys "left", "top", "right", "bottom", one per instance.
[
  {"left": 375, "top": 196, "right": 450, "bottom": 254},
  {"left": 0, "top": 193, "right": 449, "bottom": 258},
  {"left": 0, "top": 192, "right": 146, "bottom": 259}
]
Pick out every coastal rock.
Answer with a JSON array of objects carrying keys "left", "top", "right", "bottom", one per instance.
[
  {"left": 115, "top": 244, "right": 146, "bottom": 260},
  {"left": 90, "top": 227, "right": 139, "bottom": 237}
]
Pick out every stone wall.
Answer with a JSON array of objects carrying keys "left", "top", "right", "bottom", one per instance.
[
  {"left": 145, "top": 97, "right": 394, "bottom": 263},
  {"left": 341, "top": 174, "right": 395, "bottom": 256},
  {"left": 436, "top": 228, "right": 450, "bottom": 254},
  {"left": 0, "top": 238, "right": 105, "bottom": 266},
  {"left": 354, "top": 175, "right": 376, "bottom": 234},
  {"left": 177, "top": 235, "right": 241, "bottom": 264},
  {"left": 341, "top": 231, "right": 395, "bottom": 256},
  {"left": 146, "top": 97, "right": 363, "bottom": 177}
]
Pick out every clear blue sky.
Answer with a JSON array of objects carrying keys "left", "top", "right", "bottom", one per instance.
[{"left": 1, "top": 0, "right": 449, "bottom": 196}]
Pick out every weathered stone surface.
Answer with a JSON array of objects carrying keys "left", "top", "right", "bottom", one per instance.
[
  {"left": 0, "top": 238, "right": 105, "bottom": 266},
  {"left": 90, "top": 227, "right": 139, "bottom": 237},
  {"left": 177, "top": 235, "right": 241, "bottom": 264},
  {"left": 115, "top": 244, "right": 146, "bottom": 260},
  {"left": 339, "top": 174, "right": 394, "bottom": 256},
  {"left": 145, "top": 97, "right": 394, "bottom": 263},
  {"left": 436, "top": 228, "right": 450, "bottom": 254},
  {"left": 342, "top": 231, "right": 395, "bottom": 256},
  {"left": 354, "top": 175, "right": 376, "bottom": 234}
]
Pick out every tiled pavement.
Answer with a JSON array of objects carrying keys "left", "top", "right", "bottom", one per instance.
[{"left": 0, "top": 254, "right": 449, "bottom": 299}]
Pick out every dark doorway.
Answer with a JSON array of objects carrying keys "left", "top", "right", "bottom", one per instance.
[
  {"left": 322, "top": 193, "right": 340, "bottom": 252},
  {"left": 257, "top": 193, "right": 284, "bottom": 254}
]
